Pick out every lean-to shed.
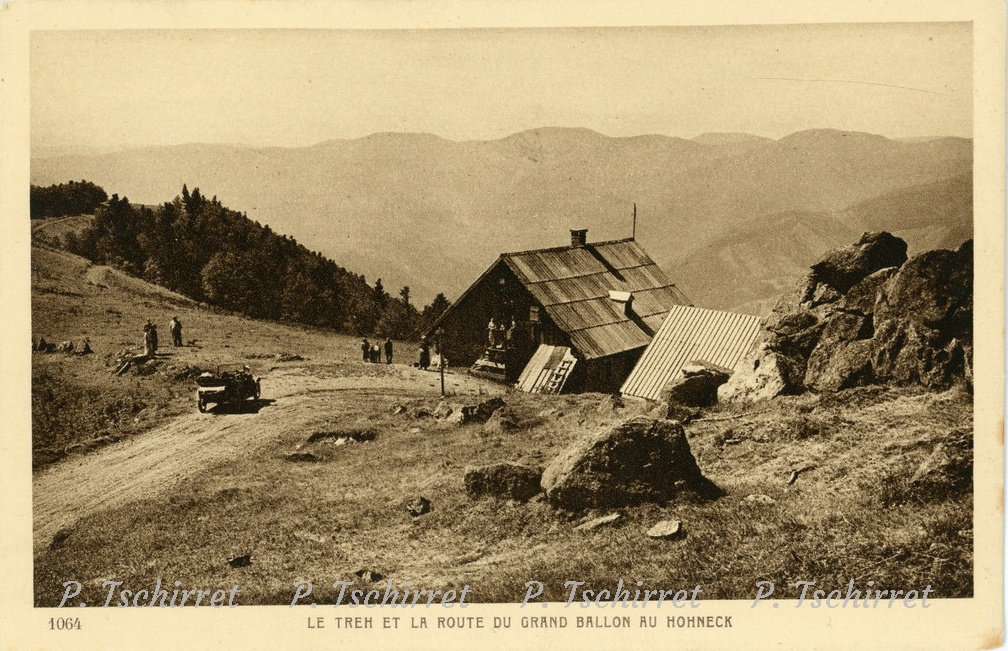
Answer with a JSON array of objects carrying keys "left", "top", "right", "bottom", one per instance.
[{"left": 620, "top": 304, "right": 764, "bottom": 401}]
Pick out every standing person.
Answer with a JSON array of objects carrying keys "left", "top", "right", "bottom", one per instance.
[
  {"left": 384, "top": 337, "right": 393, "bottom": 364},
  {"left": 487, "top": 318, "right": 497, "bottom": 347},
  {"left": 143, "top": 321, "right": 154, "bottom": 357},
  {"left": 418, "top": 338, "right": 430, "bottom": 370},
  {"left": 361, "top": 338, "right": 370, "bottom": 362},
  {"left": 149, "top": 322, "right": 159, "bottom": 355},
  {"left": 371, "top": 342, "right": 381, "bottom": 363},
  {"left": 169, "top": 316, "right": 183, "bottom": 347}
]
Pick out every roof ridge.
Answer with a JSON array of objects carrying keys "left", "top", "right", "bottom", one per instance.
[{"left": 501, "top": 237, "right": 637, "bottom": 258}]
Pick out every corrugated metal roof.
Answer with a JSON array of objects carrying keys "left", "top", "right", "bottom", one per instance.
[
  {"left": 620, "top": 305, "right": 764, "bottom": 401},
  {"left": 502, "top": 239, "right": 690, "bottom": 360}
]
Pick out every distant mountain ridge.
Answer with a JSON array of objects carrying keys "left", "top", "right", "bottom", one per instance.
[{"left": 31, "top": 128, "right": 972, "bottom": 312}]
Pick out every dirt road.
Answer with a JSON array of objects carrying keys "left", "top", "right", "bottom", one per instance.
[{"left": 32, "top": 365, "right": 491, "bottom": 554}]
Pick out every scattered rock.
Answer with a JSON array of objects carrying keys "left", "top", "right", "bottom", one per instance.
[
  {"left": 58, "top": 340, "right": 75, "bottom": 353},
  {"left": 307, "top": 428, "right": 376, "bottom": 444},
  {"left": 354, "top": 569, "right": 384, "bottom": 582},
  {"left": 661, "top": 362, "right": 730, "bottom": 408},
  {"left": 455, "top": 397, "right": 505, "bottom": 425},
  {"left": 413, "top": 408, "right": 432, "bottom": 419},
  {"left": 740, "top": 494, "right": 776, "bottom": 507},
  {"left": 406, "top": 496, "right": 431, "bottom": 517},
  {"left": 432, "top": 401, "right": 454, "bottom": 420},
  {"left": 646, "top": 520, "right": 684, "bottom": 540},
  {"left": 227, "top": 554, "right": 252, "bottom": 568},
  {"left": 392, "top": 405, "right": 407, "bottom": 415},
  {"left": 574, "top": 512, "right": 622, "bottom": 531},
  {"left": 286, "top": 451, "right": 320, "bottom": 463},
  {"left": 541, "top": 418, "right": 712, "bottom": 510},
  {"left": 808, "top": 231, "right": 908, "bottom": 293},
  {"left": 465, "top": 463, "right": 542, "bottom": 501},
  {"left": 275, "top": 352, "right": 305, "bottom": 362}
]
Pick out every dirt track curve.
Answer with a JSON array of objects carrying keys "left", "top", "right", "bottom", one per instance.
[{"left": 32, "top": 366, "right": 471, "bottom": 554}]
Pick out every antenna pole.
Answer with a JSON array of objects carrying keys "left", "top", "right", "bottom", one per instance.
[{"left": 632, "top": 203, "right": 637, "bottom": 240}]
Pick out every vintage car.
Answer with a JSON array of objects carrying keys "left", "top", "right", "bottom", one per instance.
[{"left": 195, "top": 365, "right": 261, "bottom": 412}]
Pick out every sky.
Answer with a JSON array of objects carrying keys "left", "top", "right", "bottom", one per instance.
[{"left": 31, "top": 23, "right": 972, "bottom": 150}]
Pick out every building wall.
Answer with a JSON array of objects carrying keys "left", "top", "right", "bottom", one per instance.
[
  {"left": 435, "top": 261, "right": 568, "bottom": 371},
  {"left": 567, "top": 347, "right": 646, "bottom": 394}
]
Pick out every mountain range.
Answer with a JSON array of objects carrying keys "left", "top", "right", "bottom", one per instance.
[{"left": 31, "top": 128, "right": 972, "bottom": 313}]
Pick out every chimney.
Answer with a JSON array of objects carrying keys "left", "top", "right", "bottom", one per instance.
[{"left": 570, "top": 229, "right": 588, "bottom": 248}]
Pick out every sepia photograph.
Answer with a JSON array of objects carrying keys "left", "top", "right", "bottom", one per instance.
[{"left": 2, "top": 2, "right": 1004, "bottom": 649}]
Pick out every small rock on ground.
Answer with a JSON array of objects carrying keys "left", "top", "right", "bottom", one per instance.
[
  {"left": 646, "top": 520, "right": 683, "bottom": 540},
  {"left": 574, "top": 512, "right": 622, "bottom": 532}
]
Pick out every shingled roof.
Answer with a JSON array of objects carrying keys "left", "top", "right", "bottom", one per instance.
[{"left": 499, "top": 238, "right": 690, "bottom": 360}]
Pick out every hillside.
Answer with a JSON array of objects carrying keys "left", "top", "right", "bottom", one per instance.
[
  {"left": 31, "top": 128, "right": 972, "bottom": 311},
  {"left": 32, "top": 240, "right": 972, "bottom": 605},
  {"left": 678, "top": 173, "right": 973, "bottom": 313}
]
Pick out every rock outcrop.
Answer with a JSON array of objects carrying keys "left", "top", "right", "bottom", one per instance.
[
  {"left": 540, "top": 418, "right": 710, "bottom": 510},
  {"left": 808, "top": 231, "right": 908, "bottom": 293},
  {"left": 720, "top": 232, "right": 972, "bottom": 402},
  {"left": 661, "top": 361, "right": 730, "bottom": 409}
]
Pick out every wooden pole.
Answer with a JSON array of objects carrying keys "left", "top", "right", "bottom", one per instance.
[
  {"left": 437, "top": 328, "right": 445, "bottom": 397},
  {"left": 632, "top": 203, "right": 637, "bottom": 240}
]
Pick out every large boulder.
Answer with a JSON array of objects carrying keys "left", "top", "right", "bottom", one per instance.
[
  {"left": 868, "top": 243, "right": 972, "bottom": 388},
  {"left": 541, "top": 418, "right": 706, "bottom": 510},
  {"left": 839, "top": 267, "right": 899, "bottom": 316},
  {"left": 871, "top": 320, "right": 967, "bottom": 388},
  {"left": 874, "top": 246, "right": 972, "bottom": 339},
  {"left": 805, "top": 339, "right": 874, "bottom": 392},
  {"left": 660, "top": 362, "right": 730, "bottom": 408},
  {"left": 718, "top": 344, "right": 803, "bottom": 404},
  {"left": 464, "top": 463, "right": 542, "bottom": 501},
  {"left": 809, "top": 231, "right": 908, "bottom": 293}
]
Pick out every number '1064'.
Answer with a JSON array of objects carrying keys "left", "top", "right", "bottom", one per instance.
[{"left": 48, "top": 617, "right": 81, "bottom": 630}]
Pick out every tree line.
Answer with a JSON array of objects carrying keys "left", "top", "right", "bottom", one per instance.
[
  {"left": 52, "top": 181, "right": 449, "bottom": 339},
  {"left": 30, "top": 180, "right": 108, "bottom": 219}
]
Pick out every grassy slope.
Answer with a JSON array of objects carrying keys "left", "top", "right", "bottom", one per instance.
[
  {"left": 30, "top": 243, "right": 372, "bottom": 467},
  {"left": 32, "top": 244, "right": 972, "bottom": 605}
]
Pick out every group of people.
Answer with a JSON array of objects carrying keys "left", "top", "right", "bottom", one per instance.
[
  {"left": 361, "top": 337, "right": 393, "bottom": 364},
  {"left": 143, "top": 316, "right": 183, "bottom": 357},
  {"left": 487, "top": 317, "right": 516, "bottom": 349}
]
